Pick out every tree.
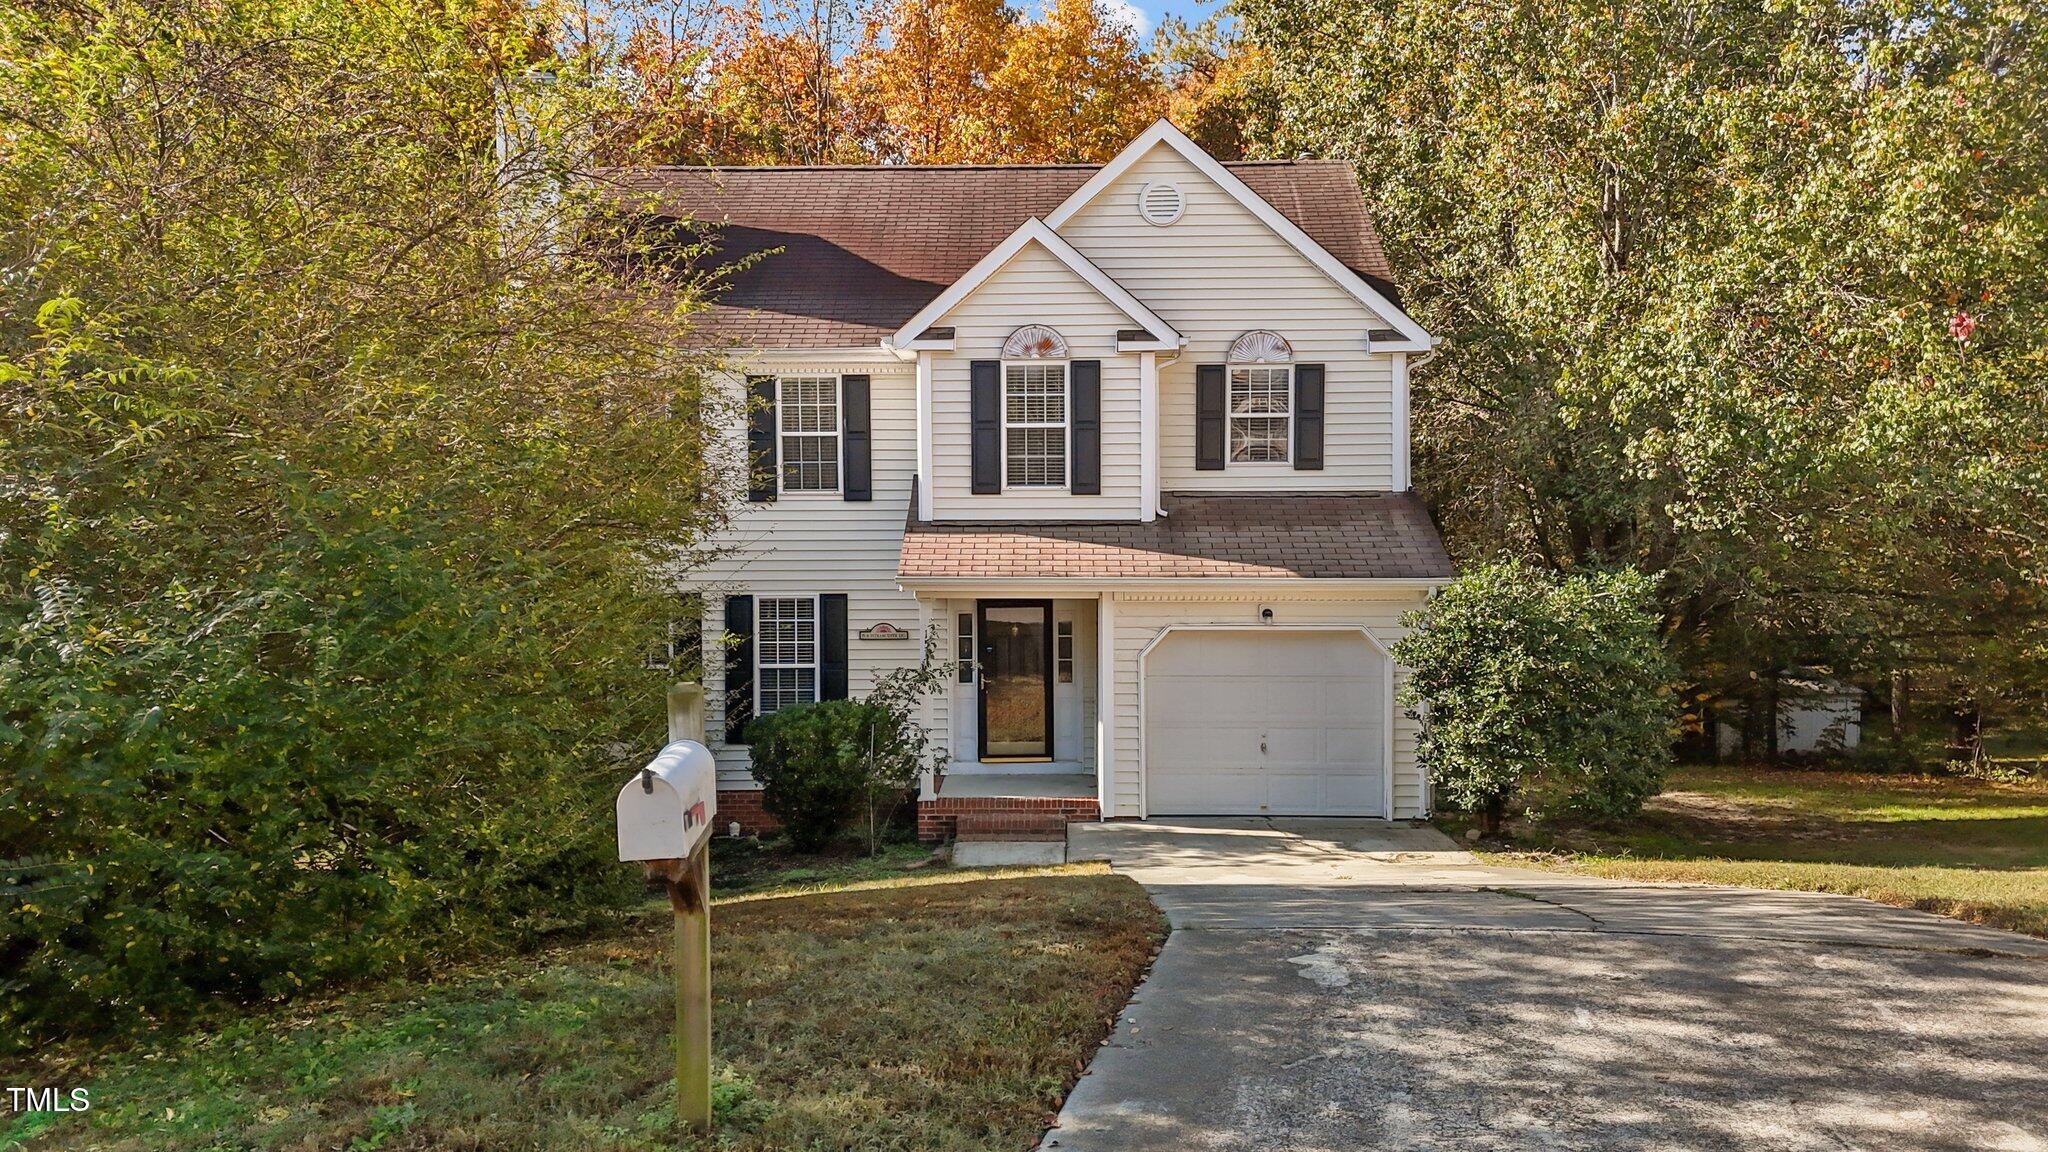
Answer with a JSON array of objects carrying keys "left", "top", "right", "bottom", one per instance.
[
  {"left": 1394, "top": 565, "right": 1677, "bottom": 832},
  {"left": 0, "top": 0, "right": 731, "bottom": 1045},
  {"left": 985, "top": 0, "right": 1166, "bottom": 162},
  {"left": 844, "top": 0, "right": 1016, "bottom": 163},
  {"left": 1153, "top": 12, "right": 1275, "bottom": 161},
  {"left": 711, "top": 0, "right": 876, "bottom": 164},
  {"left": 1238, "top": 0, "right": 2048, "bottom": 745}
]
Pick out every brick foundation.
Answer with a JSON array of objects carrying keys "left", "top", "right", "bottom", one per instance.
[
  {"left": 715, "top": 789, "right": 780, "bottom": 835},
  {"left": 917, "top": 792, "right": 1100, "bottom": 843}
]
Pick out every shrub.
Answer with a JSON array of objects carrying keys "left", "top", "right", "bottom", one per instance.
[
  {"left": 0, "top": 1, "right": 727, "bottom": 1047},
  {"left": 1394, "top": 563, "right": 1677, "bottom": 831},
  {"left": 747, "top": 701, "right": 898, "bottom": 852},
  {"left": 745, "top": 635, "right": 950, "bottom": 853}
]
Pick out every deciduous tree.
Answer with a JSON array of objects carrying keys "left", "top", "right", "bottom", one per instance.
[{"left": 1240, "top": 0, "right": 2048, "bottom": 744}]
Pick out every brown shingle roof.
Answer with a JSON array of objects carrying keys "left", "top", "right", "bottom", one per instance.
[
  {"left": 898, "top": 490, "right": 1452, "bottom": 583},
  {"left": 603, "top": 161, "right": 1394, "bottom": 348}
]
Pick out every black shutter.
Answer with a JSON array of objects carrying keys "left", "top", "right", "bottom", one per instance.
[
  {"left": 841, "top": 375, "right": 871, "bottom": 501},
  {"left": 970, "top": 360, "right": 1001, "bottom": 494},
  {"left": 1069, "top": 360, "right": 1101, "bottom": 494},
  {"left": 820, "top": 593, "right": 849, "bottom": 700},
  {"left": 723, "top": 594, "right": 754, "bottom": 743},
  {"left": 746, "top": 376, "right": 777, "bottom": 502},
  {"left": 1195, "top": 364, "right": 1226, "bottom": 471},
  {"left": 1294, "top": 364, "right": 1325, "bottom": 471}
]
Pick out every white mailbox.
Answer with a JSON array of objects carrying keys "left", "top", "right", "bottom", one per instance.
[{"left": 617, "top": 740, "right": 719, "bottom": 862}]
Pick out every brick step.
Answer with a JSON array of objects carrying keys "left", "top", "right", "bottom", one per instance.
[{"left": 954, "top": 811, "right": 1071, "bottom": 842}]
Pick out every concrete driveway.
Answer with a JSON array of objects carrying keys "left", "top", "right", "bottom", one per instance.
[{"left": 1044, "top": 819, "right": 2048, "bottom": 1152}]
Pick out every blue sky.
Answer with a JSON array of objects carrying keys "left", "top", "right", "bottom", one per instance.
[{"left": 1099, "top": 0, "right": 1231, "bottom": 38}]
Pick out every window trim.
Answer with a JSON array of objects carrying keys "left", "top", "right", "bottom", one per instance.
[
  {"left": 1226, "top": 363, "right": 1293, "bottom": 466},
  {"left": 754, "top": 593, "right": 820, "bottom": 716},
  {"left": 1000, "top": 359, "right": 1070, "bottom": 490},
  {"left": 775, "top": 375, "right": 843, "bottom": 496}
]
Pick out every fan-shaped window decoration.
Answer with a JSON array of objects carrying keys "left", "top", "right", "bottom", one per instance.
[
  {"left": 1002, "top": 325, "right": 1068, "bottom": 359},
  {"left": 1228, "top": 330, "right": 1293, "bottom": 364}
]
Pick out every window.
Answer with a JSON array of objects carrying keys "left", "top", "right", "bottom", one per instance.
[
  {"left": 1004, "top": 362, "right": 1068, "bottom": 487},
  {"left": 957, "top": 612, "right": 975, "bottom": 683},
  {"left": 1055, "top": 620, "right": 1074, "bottom": 683},
  {"left": 1228, "top": 366, "right": 1291, "bottom": 463},
  {"left": 778, "top": 376, "right": 840, "bottom": 492},
  {"left": 756, "top": 596, "right": 818, "bottom": 714}
]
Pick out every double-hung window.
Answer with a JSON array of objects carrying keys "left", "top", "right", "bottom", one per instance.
[
  {"left": 778, "top": 376, "right": 840, "bottom": 493},
  {"left": 1004, "top": 362, "right": 1068, "bottom": 487},
  {"left": 1228, "top": 365, "right": 1292, "bottom": 463},
  {"left": 755, "top": 596, "right": 818, "bottom": 714}
]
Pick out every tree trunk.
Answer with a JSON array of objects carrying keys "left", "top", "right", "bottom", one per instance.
[
  {"left": 1763, "top": 672, "right": 1782, "bottom": 763},
  {"left": 1890, "top": 670, "right": 1911, "bottom": 740},
  {"left": 1480, "top": 794, "right": 1507, "bottom": 836},
  {"left": 1950, "top": 701, "right": 1983, "bottom": 764}
]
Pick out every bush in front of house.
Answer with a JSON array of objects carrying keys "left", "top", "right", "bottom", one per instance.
[
  {"left": 746, "top": 636, "right": 951, "bottom": 853},
  {"left": 747, "top": 700, "right": 901, "bottom": 852},
  {"left": 1394, "top": 562, "right": 1677, "bottom": 832}
]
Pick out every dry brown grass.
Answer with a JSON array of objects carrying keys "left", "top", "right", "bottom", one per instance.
[{"left": 6, "top": 869, "right": 1165, "bottom": 1152}]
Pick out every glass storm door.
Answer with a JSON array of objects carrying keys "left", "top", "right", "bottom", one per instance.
[{"left": 978, "top": 601, "right": 1053, "bottom": 759}]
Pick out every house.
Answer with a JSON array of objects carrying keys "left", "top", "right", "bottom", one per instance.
[{"left": 618, "top": 120, "right": 1455, "bottom": 838}]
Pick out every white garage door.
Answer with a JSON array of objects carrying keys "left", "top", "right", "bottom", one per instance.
[{"left": 1145, "top": 630, "right": 1386, "bottom": 816}]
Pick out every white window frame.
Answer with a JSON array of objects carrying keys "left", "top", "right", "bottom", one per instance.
[
  {"left": 1227, "top": 364, "right": 1293, "bottom": 465},
  {"left": 754, "top": 594, "right": 820, "bottom": 716},
  {"left": 776, "top": 375, "right": 842, "bottom": 495},
  {"left": 1001, "top": 360, "right": 1070, "bottom": 489}
]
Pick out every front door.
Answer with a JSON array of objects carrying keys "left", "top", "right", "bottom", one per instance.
[{"left": 978, "top": 600, "right": 1053, "bottom": 760}]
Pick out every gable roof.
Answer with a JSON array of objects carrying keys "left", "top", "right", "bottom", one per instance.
[
  {"left": 898, "top": 490, "right": 1454, "bottom": 584},
  {"left": 1043, "top": 120, "right": 1431, "bottom": 348},
  {"left": 889, "top": 218, "right": 1179, "bottom": 350},
  {"left": 604, "top": 154, "right": 1400, "bottom": 349}
]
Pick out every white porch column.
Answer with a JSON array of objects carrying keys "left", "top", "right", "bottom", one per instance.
[
  {"left": 1392, "top": 351, "right": 1411, "bottom": 491},
  {"left": 916, "top": 350, "right": 935, "bottom": 519},
  {"left": 1139, "top": 352, "right": 1159, "bottom": 522},
  {"left": 1095, "top": 592, "right": 1116, "bottom": 814}
]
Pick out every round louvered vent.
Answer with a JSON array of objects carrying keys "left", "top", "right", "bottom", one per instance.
[{"left": 1137, "top": 181, "right": 1185, "bottom": 226}]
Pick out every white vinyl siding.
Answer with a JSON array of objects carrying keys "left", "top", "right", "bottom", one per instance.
[
  {"left": 693, "top": 361, "right": 946, "bottom": 789},
  {"left": 1101, "top": 591, "right": 1430, "bottom": 820},
  {"left": 1229, "top": 366, "right": 1291, "bottom": 463},
  {"left": 755, "top": 595, "right": 818, "bottom": 714},
  {"left": 1054, "top": 144, "right": 1402, "bottom": 491},
  {"left": 1004, "top": 362, "right": 1068, "bottom": 487},
  {"left": 778, "top": 376, "right": 840, "bottom": 493},
  {"left": 928, "top": 244, "right": 1142, "bottom": 520}
]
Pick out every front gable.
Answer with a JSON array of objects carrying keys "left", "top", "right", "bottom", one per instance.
[
  {"left": 1044, "top": 122, "right": 1431, "bottom": 353},
  {"left": 922, "top": 240, "right": 1151, "bottom": 522}
]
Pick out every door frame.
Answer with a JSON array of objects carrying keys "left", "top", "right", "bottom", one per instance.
[
  {"left": 1134, "top": 625, "right": 1395, "bottom": 819},
  {"left": 976, "top": 598, "right": 1056, "bottom": 762}
]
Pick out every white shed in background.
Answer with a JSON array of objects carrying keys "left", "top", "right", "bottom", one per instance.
[{"left": 1717, "top": 678, "right": 1864, "bottom": 756}]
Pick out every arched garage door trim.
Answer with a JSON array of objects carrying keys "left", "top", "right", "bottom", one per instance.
[{"left": 1135, "top": 625, "right": 1395, "bottom": 819}]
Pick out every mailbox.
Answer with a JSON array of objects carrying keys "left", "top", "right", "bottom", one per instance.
[{"left": 617, "top": 740, "right": 719, "bottom": 862}]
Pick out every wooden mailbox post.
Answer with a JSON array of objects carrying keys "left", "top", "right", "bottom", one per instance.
[{"left": 617, "top": 740, "right": 719, "bottom": 1138}]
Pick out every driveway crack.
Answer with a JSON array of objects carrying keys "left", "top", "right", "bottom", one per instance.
[{"left": 1488, "top": 886, "right": 1605, "bottom": 929}]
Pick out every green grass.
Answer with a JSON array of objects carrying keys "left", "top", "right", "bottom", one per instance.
[
  {"left": 1461, "top": 765, "right": 2048, "bottom": 937},
  {"left": 4, "top": 864, "right": 1165, "bottom": 1152}
]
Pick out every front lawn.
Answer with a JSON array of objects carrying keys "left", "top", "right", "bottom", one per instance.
[
  {"left": 4, "top": 865, "right": 1165, "bottom": 1152},
  {"left": 1462, "top": 765, "right": 2048, "bottom": 937}
]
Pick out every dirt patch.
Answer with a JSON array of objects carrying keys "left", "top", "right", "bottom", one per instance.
[{"left": 1642, "top": 790, "right": 1851, "bottom": 843}]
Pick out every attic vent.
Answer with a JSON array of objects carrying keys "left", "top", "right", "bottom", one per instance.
[{"left": 1137, "top": 182, "right": 1185, "bottom": 226}]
